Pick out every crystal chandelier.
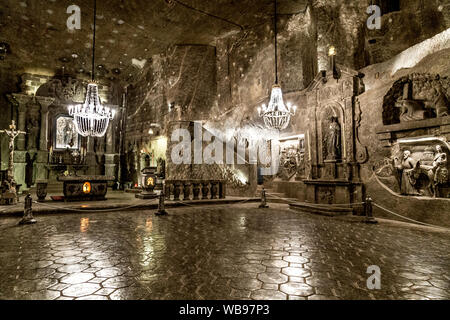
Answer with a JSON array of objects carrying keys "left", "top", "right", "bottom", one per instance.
[
  {"left": 257, "top": 0, "right": 296, "bottom": 130},
  {"left": 68, "top": 0, "right": 114, "bottom": 137}
]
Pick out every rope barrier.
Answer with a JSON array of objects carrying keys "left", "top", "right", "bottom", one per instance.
[
  {"left": 32, "top": 200, "right": 157, "bottom": 213},
  {"left": 265, "top": 192, "right": 365, "bottom": 207},
  {"left": 32, "top": 197, "right": 256, "bottom": 213},
  {"left": 372, "top": 202, "right": 450, "bottom": 231},
  {"left": 264, "top": 190, "right": 450, "bottom": 231}
]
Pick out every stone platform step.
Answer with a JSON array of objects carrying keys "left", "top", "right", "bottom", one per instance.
[{"left": 289, "top": 202, "right": 353, "bottom": 217}]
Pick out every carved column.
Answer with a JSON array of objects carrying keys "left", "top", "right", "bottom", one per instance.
[
  {"left": 173, "top": 181, "right": 182, "bottom": 201},
  {"left": 201, "top": 181, "right": 210, "bottom": 200},
  {"left": 35, "top": 96, "right": 55, "bottom": 183},
  {"left": 9, "top": 94, "right": 32, "bottom": 191},
  {"left": 36, "top": 96, "right": 54, "bottom": 152},
  {"left": 86, "top": 137, "right": 96, "bottom": 175},
  {"left": 11, "top": 94, "right": 32, "bottom": 151},
  {"left": 192, "top": 182, "right": 201, "bottom": 200},
  {"left": 105, "top": 118, "right": 119, "bottom": 186},
  {"left": 210, "top": 181, "right": 218, "bottom": 199},
  {"left": 183, "top": 182, "right": 191, "bottom": 201}
]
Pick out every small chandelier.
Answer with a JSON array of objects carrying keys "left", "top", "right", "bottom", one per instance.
[
  {"left": 68, "top": 0, "right": 114, "bottom": 137},
  {"left": 257, "top": 0, "right": 296, "bottom": 131}
]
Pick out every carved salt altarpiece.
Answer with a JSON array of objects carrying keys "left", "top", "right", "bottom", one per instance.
[{"left": 303, "top": 66, "right": 368, "bottom": 208}]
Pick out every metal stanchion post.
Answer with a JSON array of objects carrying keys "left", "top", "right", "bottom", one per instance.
[
  {"left": 155, "top": 191, "right": 168, "bottom": 216},
  {"left": 19, "top": 193, "right": 37, "bottom": 225},
  {"left": 258, "top": 187, "right": 269, "bottom": 209},
  {"left": 364, "top": 195, "right": 377, "bottom": 224}
]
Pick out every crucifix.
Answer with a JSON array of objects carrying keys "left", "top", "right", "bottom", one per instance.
[{"left": 0, "top": 120, "right": 27, "bottom": 179}]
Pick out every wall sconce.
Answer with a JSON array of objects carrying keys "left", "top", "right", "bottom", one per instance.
[
  {"left": 148, "top": 123, "right": 162, "bottom": 136},
  {"left": 0, "top": 42, "right": 10, "bottom": 60},
  {"left": 328, "top": 46, "right": 341, "bottom": 80}
]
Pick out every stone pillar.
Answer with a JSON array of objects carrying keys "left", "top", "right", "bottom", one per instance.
[
  {"left": 9, "top": 94, "right": 32, "bottom": 192},
  {"left": 35, "top": 97, "right": 54, "bottom": 182},
  {"left": 104, "top": 154, "right": 119, "bottom": 186},
  {"left": 36, "top": 96, "right": 54, "bottom": 152},
  {"left": 106, "top": 116, "right": 115, "bottom": 154},
  {"left": 86, "top": 137, "right": 96, "bottom": 175},
  {"left": 11, "top": 94, "right": 32, "bottom": 151}
]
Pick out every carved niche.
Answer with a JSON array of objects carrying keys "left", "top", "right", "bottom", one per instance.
[{"left": 382, "top": 73, "right": 450, "bottom": 125}]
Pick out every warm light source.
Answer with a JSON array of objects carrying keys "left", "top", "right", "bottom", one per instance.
[
  {"left": 82, "top": 182, "right": 92, "bottom": 194},
  {"left": 328, "top": 46, "right": 336, "bottom": 56},
  {"left": 257, "top": 0, "right": 296, "bottom": 131}
]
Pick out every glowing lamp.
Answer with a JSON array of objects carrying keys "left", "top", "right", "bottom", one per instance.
[{"left": 82, "top": 182, "right": 92, "bottom": 194}]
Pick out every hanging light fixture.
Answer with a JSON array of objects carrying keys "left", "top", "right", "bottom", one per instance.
[
  {"left": 257, "top": 0, "right": 296, "bottom": 130},
  {"left": 68, "top": 0, "right": 115, "bottom": 137}
]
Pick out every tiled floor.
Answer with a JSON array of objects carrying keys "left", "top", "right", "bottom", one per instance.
[{"left": 0, "top": 203, "right": 449, "bottom": 300}]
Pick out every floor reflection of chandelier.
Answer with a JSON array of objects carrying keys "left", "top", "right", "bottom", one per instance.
[
  {"left": 257, "top": 0, "right": 296, "bottom": 131},
  {"left": 68, "top": 83, "right": 114, "bottom": 137},
  {"left": 68, "top": 0, "right": 114, "bottom": 137}
]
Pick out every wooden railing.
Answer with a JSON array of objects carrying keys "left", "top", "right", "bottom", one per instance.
[{"left": 164, "top": 180, "right": 226, "bottom": 201}]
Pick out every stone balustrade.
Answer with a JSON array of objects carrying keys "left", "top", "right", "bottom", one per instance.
[{"left": 164, "top": 180, "right": 226, "bottom": 201}]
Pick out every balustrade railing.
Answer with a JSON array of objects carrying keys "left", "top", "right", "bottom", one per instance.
[{"left": 164, "top": 180, "right": 226, "bottom": 201}]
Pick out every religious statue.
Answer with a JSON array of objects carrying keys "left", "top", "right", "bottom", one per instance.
[
  {"left": 325, "top": 116, "right": 341, "bottom": 161},
  {"left": 0, "top": 121, "right": 26, "bottom": 205},
  {"left": 63, "top": 121, "right": 74, "bottom": 148},
  {"left": 431, "top": 145, "right": 448, "bottom": 197},
  {"left": 0, "top": 121, "right": 26, "bottom": 179},
  {"left": 394, "top": 150, "right": 420, "bottom": 195}
]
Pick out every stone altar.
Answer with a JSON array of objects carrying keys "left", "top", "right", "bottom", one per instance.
[{"left": 57, "top": 175, "right": 115, "bottom": 201}]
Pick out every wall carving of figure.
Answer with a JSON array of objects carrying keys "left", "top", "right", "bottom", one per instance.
[
  {"left": 394, "top": 150, "right": 420, "bottom": 195},
  {"left": 383, "top": 73, "right": 450, "bottom": 125},
  {"left": 377, "top": 142, "right": 449, "bottom": 198}
]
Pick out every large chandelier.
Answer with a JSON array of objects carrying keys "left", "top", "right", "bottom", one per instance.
[
  {"left": 68, "top": 0, "right": 114, "bottom": 137},
  {"left": 257, "top": 0, "right": 296, "bottom": 131}
]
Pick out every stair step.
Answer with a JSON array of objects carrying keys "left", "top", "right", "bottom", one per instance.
[{"left": 289, "top": 202, "right": 353, "bottom": 217}]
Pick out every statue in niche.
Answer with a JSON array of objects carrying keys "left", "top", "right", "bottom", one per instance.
[
  {"left": 324, "top": 116, "right": 341, "bottom": 161},
  {"left": 394, "top": 150, "right": 420, "bottom": 195},
  {"left": 26, "top": 115, "right": 40, "bottom": 150},
  {"left": 56, "top": 117, "right": 78, "bottom": 149}
]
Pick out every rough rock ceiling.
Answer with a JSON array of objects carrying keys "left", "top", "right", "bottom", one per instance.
[{"left": 0, "top": 0, "right": 308, "bottom": 81}]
